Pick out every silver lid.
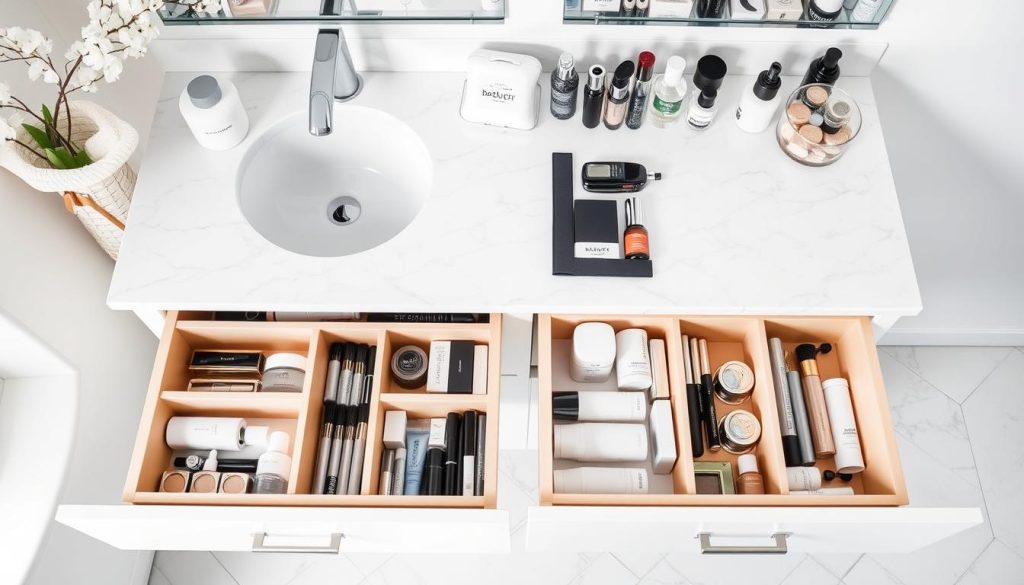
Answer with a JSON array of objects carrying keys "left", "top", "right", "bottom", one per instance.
[
  {"left": 187, "top": 75, "right": 222, "bottom": 109},
  {"left": 587, "top": 65, "right": 606, "bottom": 91},
  {"left": 625, "top": 197, "right": 643, "bottom": 227},
  {"left": 556, "top": 52, "right": 577, "bottom": 82}
]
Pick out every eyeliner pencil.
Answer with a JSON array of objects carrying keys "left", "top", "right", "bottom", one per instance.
[
  {"left": 324, "top": 405, "right": 348, "bottom": 494},
  {"left": 698, "top": 339, "right": 721, "bottom": 451},
  {"left": 337, "top": 405, "right": 358, "bottom": 495},
  {"left": 345, "top": 346, "right": 375, "bottom": 494},
  {"left": 681, "top": 335, "right": 704, "bottom": 458},
  {"left": 474, "top": 414, "right": 486, "bottom": 496},
  {"left": 312, "top": 402, "right": 336, "bottom": 494}
]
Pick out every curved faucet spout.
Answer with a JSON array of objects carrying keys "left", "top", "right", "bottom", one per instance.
[{"left": 309, "top": 28, "right": 362, "bottom": 136}]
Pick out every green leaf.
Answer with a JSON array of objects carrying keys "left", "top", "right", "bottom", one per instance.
[
  {"left": 40, "top": 105, "right": 58, "bottom": 145},
  {"left": 21, "top": 123, "right": 52, "bottom": 149},
  {"left": 44, "top": 147, "right": 75, "bottom": 170},
  {"left": 41, "top": 105, "right": 53, "bottom": 126},
  {"left": 72, "top": 150, "right": 92, "bottom": 168}
]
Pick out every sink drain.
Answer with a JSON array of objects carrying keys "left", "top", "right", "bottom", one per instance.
[{"left": 328, "top": 196, "right": 361, "bottom": 226}]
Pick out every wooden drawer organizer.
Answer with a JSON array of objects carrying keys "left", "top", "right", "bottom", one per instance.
[
  {"left": 124, "top": 312, "right": 502, "bottom": 508},
  {"left": 538, "top": 314, "right": 907, "bottom": 507}
]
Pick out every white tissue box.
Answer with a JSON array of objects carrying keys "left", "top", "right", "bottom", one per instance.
[{"left": 460, "top": 49, "right": 542, "bottom": 131}]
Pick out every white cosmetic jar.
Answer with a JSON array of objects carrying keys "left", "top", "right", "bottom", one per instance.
[{"left": 571, "top": 322, "right": 616, "bottom": 382}]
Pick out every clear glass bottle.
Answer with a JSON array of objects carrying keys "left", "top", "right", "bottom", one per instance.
[
  {"left": 550, "top": 52, "right": 580, "bottom": 120},
  {"left": 686, "top": 86, "right": 719, "bottom": 130},
  {"left": 626, "top": 51, "right": 655, "bottom": 129},
  {"left": 254, "top": 431, "right": 292, "bottom": 494},
  {"left": 648, "top": 55, "right": 687, "bottom": 128}
]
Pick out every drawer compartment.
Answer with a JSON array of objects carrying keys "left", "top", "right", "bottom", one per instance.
[
  {"left": 124, "top": 312, "right": 501, "bottom": 508},
  {"left": 538, "top": 314, "right": 903, "bottom": 506}
]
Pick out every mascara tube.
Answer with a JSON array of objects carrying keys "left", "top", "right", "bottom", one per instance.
[
  {"left": 788, "top": 370, "right": 817, "bottom": 466},
  {"left": 698, "top": 339, "right": 721, "bottom": 451},
  {"left": 682, "top": 335, "right": 704, "bottom": 458},
  {"left": 768, "top": 338, "right": 802, "bottom": 467}
]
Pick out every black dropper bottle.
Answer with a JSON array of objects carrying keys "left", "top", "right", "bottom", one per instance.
[
  {"left": 581, "top": 65, "right": 606, "bottom": 129},
  {"left": 801, "top": 47, "right": 843, "bottom": 87}
]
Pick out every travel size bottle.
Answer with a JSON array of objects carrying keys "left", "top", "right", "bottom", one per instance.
[
  {"left": 736, "top": 454, "right": 765, "bottom": 494},
  {"left": 735, "top": 61, "right": 783, "bottom": 133},
  {"left": 581, "top": 65, "right": 606, "bottom": 129},
  {"left": 254, "top": 431, "right": 292, "bottom": 494},
  {"left": 686, "top": 86, "right": 719, "bottom": 130},
  {"left": 550, "top": 52, "right": 580, "bottom": 120},
  {"left": 623, "top": 197, "right": 650, "bottom": 260},
  {"left": 603, "top": 60, "right": 636, "bottom": 130},
  {"left": 648, "top": 55, "right": 687, "bottom": 128},
  {"left": 626, "top": 51, "right": 655, "bottom": 129}
]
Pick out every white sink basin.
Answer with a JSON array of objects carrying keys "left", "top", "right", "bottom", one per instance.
[{"left": 237, "top": 107, "right": 433, "bottom": 257}]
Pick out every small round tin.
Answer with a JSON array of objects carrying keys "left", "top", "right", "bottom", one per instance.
[
  {"left": 718, "top": 409, "right": 762, "bottom": 455},
  {"left": 713, "top": 360, "right": 755, "bottom": 404}
]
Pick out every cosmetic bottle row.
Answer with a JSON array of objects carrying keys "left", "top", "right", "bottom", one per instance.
[
  {"left": 186, "top": 349, "right": 307, "bottom": 393},
  {"left": 573, "top": 0, "right": 885, "bottom": 23},
  {"left": 378, "top": 410, "right": 487, "bottom": 496}
]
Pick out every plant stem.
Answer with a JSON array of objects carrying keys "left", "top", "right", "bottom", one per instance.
[{"left": 10, "top": 139, "right": 50, "bottom": 163}]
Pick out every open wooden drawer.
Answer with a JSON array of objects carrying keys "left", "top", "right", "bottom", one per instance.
[
  {"left": 528, "top": 314, "right": 982, "bottom": 554},
  {"left": 57, "top": 311, "right": 510, "bottom": 553}
]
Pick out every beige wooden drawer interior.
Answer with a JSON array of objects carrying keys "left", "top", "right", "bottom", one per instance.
[{"left": 529, "top": 314, "right": 982, "bottom": 554}]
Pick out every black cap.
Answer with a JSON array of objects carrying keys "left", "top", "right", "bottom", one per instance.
[
  {"left": 795, "top": 343, "right": 819, "bottom": 362},
  {"left": 823, "top": 469, "right": 837, "bottom": 481},
  {"left": 552, "top": 392, "right": 581, "bottom": 420},
  {"left": 693, "top": 54, "right": 727, "bottom": 91},
  {"left": 612, "top": 60, "right": 637, "bottom": 88},
  {"left": 697, "top": 86, "right": 718, "bottom": 108},
  {"left": 753, "top": 62, "right": 782, "bottom": 101},
  {"left": 782, "top": 435, "right": 803, "bottom": 467},
  {"left": 822, "top": 47, "right": 843, "bottom": 69}
]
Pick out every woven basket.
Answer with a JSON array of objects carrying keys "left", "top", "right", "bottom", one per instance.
[{"left": 0, "top": 101, "right": 139, "bottom": 260}]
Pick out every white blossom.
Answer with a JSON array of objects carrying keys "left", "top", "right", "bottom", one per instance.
[
  {"left": 0, "top": 115, "right": 15, "bottom": 141},
  {"left": 0, "top": 82, "right": 11, "bottom": 106},
  {"left": 27, "top": 60, "right": 59, "bottom": 84}
]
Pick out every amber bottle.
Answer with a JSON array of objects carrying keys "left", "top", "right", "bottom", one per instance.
[{"left": 624, "top": 197, "right": 650, "bottom": 260}]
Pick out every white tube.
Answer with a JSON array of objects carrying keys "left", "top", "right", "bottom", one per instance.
[
  {"left": 577, "top": 392, "right": 647, "bottom": 422},
  {"left": 786, "top": 466, "right": 822, "bottom": 491},
  {"left": 554, "top": 467, "right": 649, "bottom": 494},
  {"left": 615, "top": 329, "right": 653, "bottom": 391},
  {"left": 166, "top": 416, "right": 245, "bottom": 451},
  {"left": 554, "top": 423, "right": 648, "bottom": 462},
  {"left": 791, "top": 487, "right": 855, "bottom": 496},
  {"left": 822, "top": 378, "right": 866, "bottom": 474}
]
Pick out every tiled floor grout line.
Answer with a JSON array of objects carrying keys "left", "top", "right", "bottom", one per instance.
[
  {"left": 609, "top": 553, "right": 666, "bottom": 580},
  {"left": 150, "top": 564, "right": 170, "bottom": 585},
  {"left": 208, "top": 552, "right": 243, "bottom": 585},
  {"left": 837, "top": 553, "right": 864, "bottom": 580},
  {"left": 956, "top": 349, "right": 1016, "bottom": 406},
  {"left": 951, "top": 539, "right": 997, "bottom": 585},
  {"left": 354, "top": 554, "right": 396, "bottom": 585}
]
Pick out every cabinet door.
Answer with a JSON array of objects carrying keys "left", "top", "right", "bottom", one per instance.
[
  {"left": 57, "top": 505, "right": 511, "bottom": 553},
  {"left": 525, "top": 506, "right": 981, "bottom": 554}
]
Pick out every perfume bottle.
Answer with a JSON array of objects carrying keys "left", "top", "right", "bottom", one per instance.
[
  {"left": 603, "top": 60, "right": 636, "bottom": 130},
  {"left": 623, "top": 198, "right": 650, "bottom": 260},
  {"left": 550, "top": 52, "right": 580, "bottom": 120},
  {"left": 625, "top": 51, "right": 655, "bottom": 129},
  {"left": 647, "top": 55, "right": 687, "bottom": 128},
  {"left": 686, "top": 86, "right": 719, "bottom": 130},
  {"left": 581, "top": 65, "right": 606, "bottom": 129}
]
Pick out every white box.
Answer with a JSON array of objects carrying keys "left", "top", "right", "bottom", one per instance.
[
  {"left": 731, "top": 0, "right": 766, "bottom": 19},
  {"left": 383, "top": 410, "right": 407, "bottom": 449},
  {"left": 649, "top": 400, "right": 678, "bottom": 474},
  {"left": 765, "top": 0, "right": 801, "bottom": 19}
]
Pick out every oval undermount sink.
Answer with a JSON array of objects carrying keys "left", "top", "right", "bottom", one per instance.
[{"left": 237, "top": 107, "right": 433, "bottom": 257}]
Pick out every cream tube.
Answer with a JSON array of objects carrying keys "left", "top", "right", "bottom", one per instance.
[
  {"left": 554, "top": 423, "right": 648, "bottom": 462},
  {"left": 554, "top": 467, "right": 649, "bottom": 494},
  {"left": 552, "top": 391, "right": 646, "bottom": 422},
  {"left": 615, "top": 329, "right": 653, "bottom": 391},
  {"left": 786, "top": 466, "right": 822, "bottom": 491},
  {"left": 166, "top": 416, "right": 245, "bottom": 451},
  {"left": 791, "top": 486, "right": 855, "bottom": 496},
  {"left": 822, "top": 378, "right": 866, "bottom": 474}
]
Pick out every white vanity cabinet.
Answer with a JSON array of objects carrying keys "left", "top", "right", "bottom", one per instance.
[
  {"left": 527, "top": 314, "right": 982, "bottom": 554},
  {"left": 56, "top": 312, "right": 512, "bottom": 553}
]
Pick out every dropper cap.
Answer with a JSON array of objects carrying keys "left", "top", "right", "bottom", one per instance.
[{"left": 753, "top": 61, "right": 783, "bottom": 101}]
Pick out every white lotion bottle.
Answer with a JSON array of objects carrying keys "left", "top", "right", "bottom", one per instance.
[
  {"left": 179, "top": 75, "right": 249, "bottom": 151},
  {"left": 254, "top": 431, "right": 292, "bottom": 494},
  {"left": 554, "top": 423, "right": 649, "bottom": 462},
  {"left": 554, "top": 467, "right": 649, "bottom": 494},
  {"left": 552, "top": 391, "right": 647, "bottom": 422},
  {"left": 736, "top": 61, "right": 783, "bottom": 133},
  {"left": 822, "top": 378, "right": 866, "bottom": 473},
  {"left": 166, "top": 416, "right": 245, "bottom": 451},
  {"left": 615, "top": 329, "right": 653, "bottom": 391},
  {"left": 786, "top": 466, "right": 823, "bottom": 491}
]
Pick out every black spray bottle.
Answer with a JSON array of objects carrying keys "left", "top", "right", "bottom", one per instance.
[{"left": 581, "top": 65, "right": 606, "bottom": 129}]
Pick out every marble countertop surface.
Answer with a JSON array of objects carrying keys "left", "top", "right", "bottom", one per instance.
[{"left": 109, "top": 71, "right": 920, "bottom": 318}]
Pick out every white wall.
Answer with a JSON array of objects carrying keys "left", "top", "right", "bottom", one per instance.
[{"left": 0, "top": 0, "right": 164, "bottom": 583}]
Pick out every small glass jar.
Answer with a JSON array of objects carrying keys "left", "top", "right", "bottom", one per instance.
[
  {"left": 261, "top": 352, "right": 307, "bottom": 392},
  {"left": 777, "top": 83, "right": 862, "bottom": 167}
]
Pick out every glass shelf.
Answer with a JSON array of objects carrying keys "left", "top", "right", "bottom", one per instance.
[
  {"left": 160, "top": 0, "right": 505, "bottom": 25},
  {"left": 563, "top": 0, "right": 893, "bottom": 29}
]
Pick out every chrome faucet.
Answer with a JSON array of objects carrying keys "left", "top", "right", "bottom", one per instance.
[{"left": 308, "top": 27, "right": 362, "bottom": 136}]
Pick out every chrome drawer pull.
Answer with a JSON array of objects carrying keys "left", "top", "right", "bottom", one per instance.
[
  {"left": 697, "top": 532, "right": 788, "bottom": 555},
  {"left": 252, "top": 532, "right": 343, "bottom": 553}
]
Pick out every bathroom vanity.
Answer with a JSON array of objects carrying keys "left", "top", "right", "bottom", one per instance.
[{"left": 56, "top": 71, "right": 981, "bottom": 556}]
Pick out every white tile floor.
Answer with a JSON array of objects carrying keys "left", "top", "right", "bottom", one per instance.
[{"left": 149, "top": 347, "right": 1024, "bottom": 585}]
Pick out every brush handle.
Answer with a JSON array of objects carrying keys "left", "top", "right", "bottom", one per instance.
[{"left": 686, "top": 383, "right": 705, "bottom": 457}]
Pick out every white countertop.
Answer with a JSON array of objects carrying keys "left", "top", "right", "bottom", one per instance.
[{"left": 110, "top": 71, "right": 920, "bottom": 318}]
